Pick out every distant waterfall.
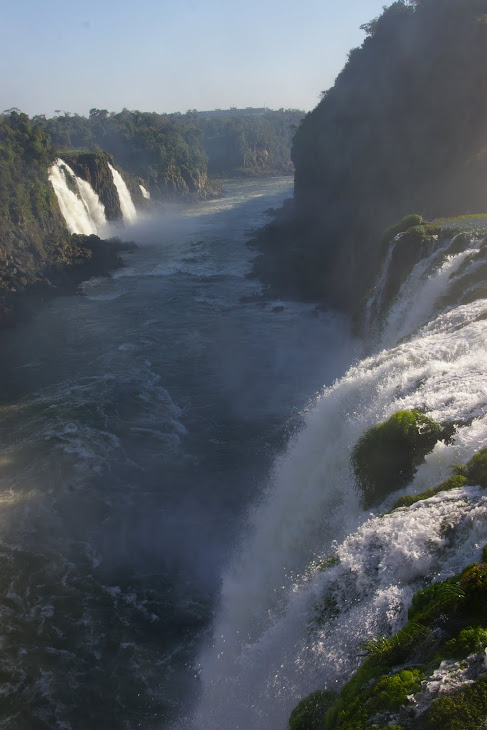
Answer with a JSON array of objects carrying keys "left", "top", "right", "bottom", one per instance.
[
  {"left": 108, "top": 163, "right": 137, "bottom": 223},
  {"left": 185, "top": 227, "right": 487, "bottom": 729},
  {"left": 139, "top": 184, "right": 150, "bottom": 200},
  {"left": 48, "top": 159, "right": 107, "bottom": 236}
]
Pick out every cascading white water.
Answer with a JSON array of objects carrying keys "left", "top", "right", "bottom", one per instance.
[
  {"left": 184, "top": 227, "right": 487, "bottom": 729},
  {"left": 108, "top": 162, "right": 137, "bottom": 223},
  {"left": 48, "top": 158, "right": 107, "bottom": 235},
  {"left": 139, "top": 183, "right": 151, "bottom": 200},
  {"left": 76, "top": 177, "right": 107, "bottom": 231},
  {"left": 363, "top": 237, "right": 399, "bottom": 338}
]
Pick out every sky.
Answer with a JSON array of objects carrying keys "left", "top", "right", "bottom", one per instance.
[{"left": 2, "top": 0, "right": 390, "bottom": 118}]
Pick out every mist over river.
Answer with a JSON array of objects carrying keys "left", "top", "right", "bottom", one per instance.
[{"left": 0, "top": 178, "right": 356, "bottom": 729}]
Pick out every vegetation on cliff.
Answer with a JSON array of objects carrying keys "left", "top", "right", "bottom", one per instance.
[
  {"left": 34, "top": 108, "right": 302, "bottom": 200},
  {"left": 0, "top": 112, "right": 134, "bottom": 324},
  {"left": 0, "top": 105, "right": 302, "bottom": 322},
  {"left": 253, "top": 0, "right": 487, "bottom": 313},
  {"left": 198, "top": 109, "right": 302, "bottom": 177}
]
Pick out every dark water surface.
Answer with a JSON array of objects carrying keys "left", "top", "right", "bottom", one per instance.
[{"left": 0, "top": 179, "right": 354, "bottom": 729}]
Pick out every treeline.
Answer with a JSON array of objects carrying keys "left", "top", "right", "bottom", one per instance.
[
  {"left": 198, "top": 109, "right": 302, "bottom": 176},
  {"left": 254, "top": 0, "right": 487, "bottom": 313},
  {"left": 34, "top": 108, "right": 303, "bottom": 198}
]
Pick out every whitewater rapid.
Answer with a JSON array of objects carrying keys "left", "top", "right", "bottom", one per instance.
[{"left": 184, "top": 225, "right": 487, "bottom": 729}]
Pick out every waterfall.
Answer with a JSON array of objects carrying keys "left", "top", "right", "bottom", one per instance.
[
  {"left": 48, "top": 159, "right": 107, "bottom": 236},
  {"left": 108, "top": 162, "right": 137, "bottom": 223},
  {"left": 139, "top": 183, "right": 151, "bottom": 200},
  {"left": 184, "top": 227, "right": 487, "bottom": 729},
  {"left": 363, "top": 237, "right": 399, "bottom": 338}
]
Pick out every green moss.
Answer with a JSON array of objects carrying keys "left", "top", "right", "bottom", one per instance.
[
  {"left": 381, "top": 213, "right": 423, "bottom": 249},
  {"left": 312, "top": 555, "right": 340, "bottom": 572},
  {"left": 289, "top": 690, "right": 338, "bottom": 730},
  {"left": 441, "top": 626, "right": 487, "bottom": 660},
  {"left": 324, "top": 666, "right": 423, "bottom": 729},
  {"left": 461, "top": 449, "right": 487, "bottom": 487},
  {"left": 399, "top": 222, "right": 441, "bottom": 246},
  {"left": 425, "top": 676, "right": 487, "bottom": 730},
  {"left": 351, "top": 409, "right": 451, "bottom": 507},
  {"left": 408, "top": 579, "right": 466, "bottom": 624},
  {"left": 368, "top": 668, "right": 423, "bottom": 714},
  {"left": 437, "top": 213, "right": 487, "bottom": 223},
  {"left": 392, "top": 474, "right": 468, "bottom": 509}
]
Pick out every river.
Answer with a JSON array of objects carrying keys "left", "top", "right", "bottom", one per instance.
[{"left": 0, "top": 178, "right": 355, "bottom": 729}]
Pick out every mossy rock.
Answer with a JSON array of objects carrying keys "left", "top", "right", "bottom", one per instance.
[
  {"left": 424, "top": 676, "right": 487, "bottom": 729},
  {"left": 456, "top": 449, "right": 487, "bottom": 488},
  {"left": 380, "top": 214, "right": 424, "bottom": 250},
  {"left": 289, "top": 690, "right": 338, "bottom": 730},
  {"left": 392, "top": 474, "right": 468, "bottom": 510},
  {"left": 351, "top": 409, "right": 453, "bottom": 507}
]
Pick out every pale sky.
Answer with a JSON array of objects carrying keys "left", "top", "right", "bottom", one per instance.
[{"left": 2, "top": 0, "right": 389, "bottom": 117}]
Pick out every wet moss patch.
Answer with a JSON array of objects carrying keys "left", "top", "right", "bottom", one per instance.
[
  {"left": 351, "top": 410, "right": 454, "bottom": 507},
  {"left": 289, "top": 690, "right": 338, "bottom": 730}
]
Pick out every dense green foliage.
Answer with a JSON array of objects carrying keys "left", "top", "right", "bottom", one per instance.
[
  {"left": 199, "top": 110, "right": 302, "bottom": 176},
  {"left": 255, "top": 0, "right": 487, "bottom": 313},
  {"left": 0, "top": 111, "right": 63, "bottom": 249},
  {"left": 35, "top": 108, "right": 214, "bottom": 199},
  {"left": 351, "top": 409, "right": 454, "bottom": 506},
  {"left": 290, "top": 450, "right": 487, "bottom": 729},
  {"left": 0, "top": 112, "right": 70, "bottom": 314},
  {"left": 34, "top": 108, "right": 302, "bottom": 199}
]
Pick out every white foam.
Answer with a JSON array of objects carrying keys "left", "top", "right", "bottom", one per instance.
[{"left": 108, "top": 163, "right": 137, "bottom": 223}]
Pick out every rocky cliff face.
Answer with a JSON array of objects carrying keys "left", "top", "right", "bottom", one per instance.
[
  {"left": 253, "top": 0, "right": 487, "bottom": 315},
  {"left": 62, "top": 152, "right": 122, "bottom": 220},
  {"left": 0, "top": 114, "right": 138, "bottom": 325}
]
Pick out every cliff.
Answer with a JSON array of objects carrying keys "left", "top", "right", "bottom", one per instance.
[
  {"left": 0, "top": 113, "right": 134, "bottom": 325},
  {"left": 34, "top": 108, "right": 303, "bottom": 198},
  {"left": 62, "top": 151, "right": 123, "bottom": 220},
  {"left": 252, "top": 0, "right": 487, "bottom": 315},
  {"left": 35, "top": 109, "right": 223, "bottom": 202}
]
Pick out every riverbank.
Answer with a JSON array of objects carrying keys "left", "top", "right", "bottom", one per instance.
[{"left": 0, "top": 234, "right": 136, "bottom": 327}]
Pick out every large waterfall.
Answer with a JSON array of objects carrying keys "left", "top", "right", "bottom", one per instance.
[
  {"left": 48, "top": 158, "right": 107, "bottom": 235},
  {"left": 185, "top": 224, "right": 487, "bottom": 728},
  {"left": 108, "top": 162, "right": 137, "bottom": 223}
]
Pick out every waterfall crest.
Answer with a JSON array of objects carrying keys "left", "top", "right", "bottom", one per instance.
[
  {"left": 48, "top": 158, "right": 107, "bottom": 235},
  {"left": 186, "top": 226, "right": 487, "bottom": 729},
  {"left": 108, "top": 163, "right": 137, "bottom": 223}
]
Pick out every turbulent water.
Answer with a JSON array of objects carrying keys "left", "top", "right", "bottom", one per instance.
[
  {"left": 3, "top": 179, "right": 487, "bottom": 729},
  {"left": 181, "top": 223, "right": 487, "bottom": 728},
  {"left": 0, "top": 178, "right": 357, "bottom": 729}
]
